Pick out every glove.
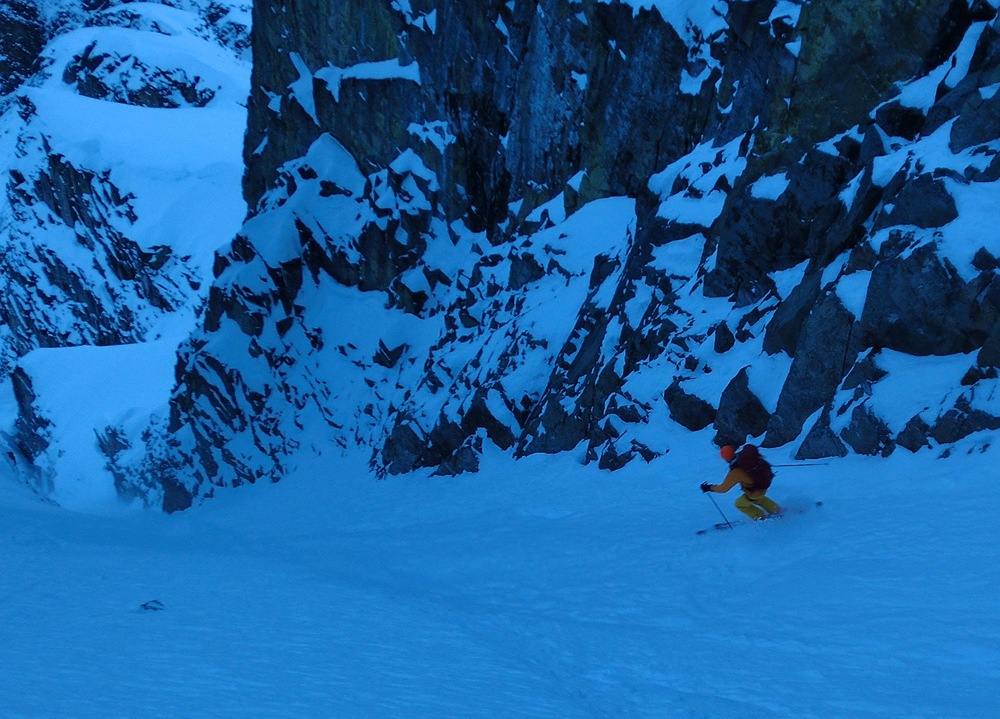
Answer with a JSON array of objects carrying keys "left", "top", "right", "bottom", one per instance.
[{"left": 700, "top": 482, "right": 713, "bottom": 493}]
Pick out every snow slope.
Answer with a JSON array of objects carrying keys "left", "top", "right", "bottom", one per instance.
[{"left": 2, "top": 439, "right": 996, "bottom": 717}]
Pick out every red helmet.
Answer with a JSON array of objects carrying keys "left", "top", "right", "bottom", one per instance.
[{"left": 719, "top": 445, "right": 736, "bottom": 462}]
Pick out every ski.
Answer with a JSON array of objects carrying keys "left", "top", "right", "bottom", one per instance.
[
  {"left": 696, "top": 501, "right": 823, "bottom": 535},
  {"left": 696, "top": 522, "right": 735, "bottom": 535}
]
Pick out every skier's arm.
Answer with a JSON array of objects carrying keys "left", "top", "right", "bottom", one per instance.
[{"left": 707, "top": 468, "right": 745, "bottom": 493}]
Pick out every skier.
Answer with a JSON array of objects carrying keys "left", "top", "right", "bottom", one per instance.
[{"left": 700, "top": 444, "right": 782, "bottom": 521}]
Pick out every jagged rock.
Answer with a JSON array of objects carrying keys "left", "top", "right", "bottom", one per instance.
[
  {"left": 664, "top": 380, "right": 716, "bottom": 431},
  {"left": 709, "top": 139, "right": 865, "bottom": 301},
  {"left": 842, "top": 351, "right": 889, "bottom": 390},
  {"left": 9, "top": 366, "right": 51, "bottom": 464},
  {"left": 515, "top": 302, "right": 627, "bottom": 459},
  {"left": 244, "top": 0, "right": 715, "bottom": 231},
  {"left": 63, "top": 44, "right": 218, "bottom": 107},
  {"left": 977, "top": 318, "right": 1000, "bottom": 367},
  {"left": 0, "top": 0, "right": 257, "bottom": 505},
  {"left": 461, "top": 393, "right": 516, "bottom": 451},
  {"left": 373, "top": 340, "right": 406, "bottom": 369},
  {"left": 874, "top": 174, "right": 957, "bottom": 230},
  {"left": 874, "top": 100, "right": 926, "bottom": 140},
  {"left": 713, "top": 321, "right": 735, "bottom": 353},
  {"left": 845, "top": 240, "right": 879, "bottom": 274},
  {"left": 595, "top": 439, "right": 629, "bottom": 471},
  {"left": 618, "top": 290, "right": 679, "bottom": 372},
  {"left": 791, "top": 0, "right": 965, "bottom": 155},
  {"left": 982, "top": 273, "right": 1000, "bottom": 311},
  {"left": 858, "top": 121, "right": 890, "bottom": 167},
  {"left": 0, "top": 0, "right": 44, "bottom": 96},
  {"left": 805, "top": 154, "right": 886, "bottom": 267},
  {"left": 930, "top": 395, "right": 1000, "bottom": 443},
  {"left": 764, "top": 271, "right": 822, "bottom": 356},
  {"left": 117, "top": 0, "right": 1000, "bottom": 506},
  {"left": 161, "top": 478, "right": 194, "bottom": 514},
  {"left": 380, "top": 421, "right": 427, "bottom": 476},
  {"left": 431, "top": 433, "right": 482, "bottom": 477},
  {"left": 591, "top": 433, "right": 659, "bottom": 471},
  {"left": 973, "top": 247, "right": 999, "bottom": 272},
  {"left": 508, "top": 252, "right": 545, "bottom": 291},
  {"left": 795, "top": 406, "right": 849, "bottom": 460},
  {"left": 840, "top": 404, "right": 894, "bottom": 456},
  {"left": 966, "top": 152, "right": 1000, "bottom": 183},
  {"left": 420, "top": 419, "right": 470, "bottom": 469},
  {"left": 605, "top": 395, "right": 645, "bottom": 424},
  {"left": 713, "top": 0, "right": 796, "bottom": 140},
  {"left": 896, "top": 415, "right": 933, "bottom": 452},
  {"left": 116, "top": 426, "right": 194, "bottom": 513},
  {"left": 766, "top": 293, "right": 860, "bottom": 447},
  {"left": 925, "top": 19, "right": 1000, "bottom": 138},
  {"left": 0, "top": 147, "right": 190, "bottom": 364},
  {"left": 641, "top": 217, "right": 705, "bottom": 246},
  {"left": 519, "top": 398, "right": 589, "bottom": 456},
  {"left": 201, "top": 1, "right": 252, "bottom": 58},
  {"left": 714, "top": 367, "right": 770, "bottom": 447},
  {"left": 860, "top": 240, "right": 996, "bottom": 355},
  {"left": 949, "top": 76, "right": 1000, "bottom": 151},
  {"left": 961, "top": 364, "right": 997, "bottom": 385}
]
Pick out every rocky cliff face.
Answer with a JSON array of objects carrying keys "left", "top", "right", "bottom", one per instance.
[
  {"left": 0, "top": 0, "right": 249, "bottom": 505},
  {"left": 109, "top": 0, "right": 1000, "bottom": 511},
  {"left": 9, "top": 0, "right": 1000, "bottom": 511},
  {"left": 0, "top": 1, "right": 44, "bottom": 97}
]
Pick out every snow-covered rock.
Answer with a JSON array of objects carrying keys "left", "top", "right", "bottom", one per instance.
[
  {"left": 9, "top": 0, "right": 1000, "bottom": 510},
  {"left": 108, "top": 0, "right": 998, "bottom": 509},
  {"left": 0, "top": 0, "right": 249, "bottom": 509}
]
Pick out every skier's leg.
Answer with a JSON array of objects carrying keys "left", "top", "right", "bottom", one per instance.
[
  {"left": 735, "top": 494, "right": 767, "bottom": 520},
  {"left": 751, "top": 494, "right": 782, "bottom": 516}
]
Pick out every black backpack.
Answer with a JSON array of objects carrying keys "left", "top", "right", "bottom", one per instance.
[{"left": 734, "top": 444, "right": 773, "bottom": 493}]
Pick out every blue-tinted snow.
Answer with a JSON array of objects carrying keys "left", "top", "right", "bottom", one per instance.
[
  {"left": 315, "top": 58, "right": 422, "bottom": 103},
  {"left": 2, "top": 441, "right": 997, "bottom": 717},
  {"left": 749, "top": 172, "right": 790, "bottom": 201}
]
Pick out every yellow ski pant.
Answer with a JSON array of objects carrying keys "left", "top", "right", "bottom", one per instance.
[{"left": 735, "top": 493, "right": 781, "bottom": 521}]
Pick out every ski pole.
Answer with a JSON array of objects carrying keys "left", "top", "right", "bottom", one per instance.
[
  {"left": 706, "top": 492, "right": 734, "bottom": 529},
  {"left": 770, "top": 462, "right": 829, "bottom": 467}
]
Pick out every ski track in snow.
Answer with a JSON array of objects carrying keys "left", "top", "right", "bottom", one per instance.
[{"left": 1, "top": 442, "right": 997, "bottom": 718}]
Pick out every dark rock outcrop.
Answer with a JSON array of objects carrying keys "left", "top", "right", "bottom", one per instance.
[
  {"left": 789, "top": 0, "right": 968, "bottom": 156},
  {"left": 765, "top": 293, "right": 860, "bottom": 447},
  {"left": 764, "top": 271, "right": 822, "bottom": 356},
  {"left": 874, "top": 174, "right": 958, "bottom": 230},
  {"left": 0, "top": 0, "right": 44, "bottom": 96},
  {"left": 664, "top": 380, "right": 716, "bottom": 432},
  {"left": 860, "top": 240, "right": 996, "bottom": 356},
  {"left": 896, "top": 414, "right": 933, "bottom": 452},
  {"left": 977, "top": 319, "right": 1000, "bottom": 367},
  {"left": 63, "top": 43, "right": 218, "bottom": 107},
  {"left": 840, "top": 403, "right": 894, "bottom": 456},
  {"left": 9, "top": 366, "right": 51, "bottom": 465},
  {"left": 796, "top": 406, "right": 849, "bottom": 460},
  {"left": 930, "top": 394, "right": 1000, "bottom": 443},
  {"left": 243, "top": 0, "right": 718, "bottom": 229},
  {"left": 713, "top": 321, "right": 736, "bottom": 353},
  {"left": 714, "top": 368, "right": 770, "bottom": 447}
]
